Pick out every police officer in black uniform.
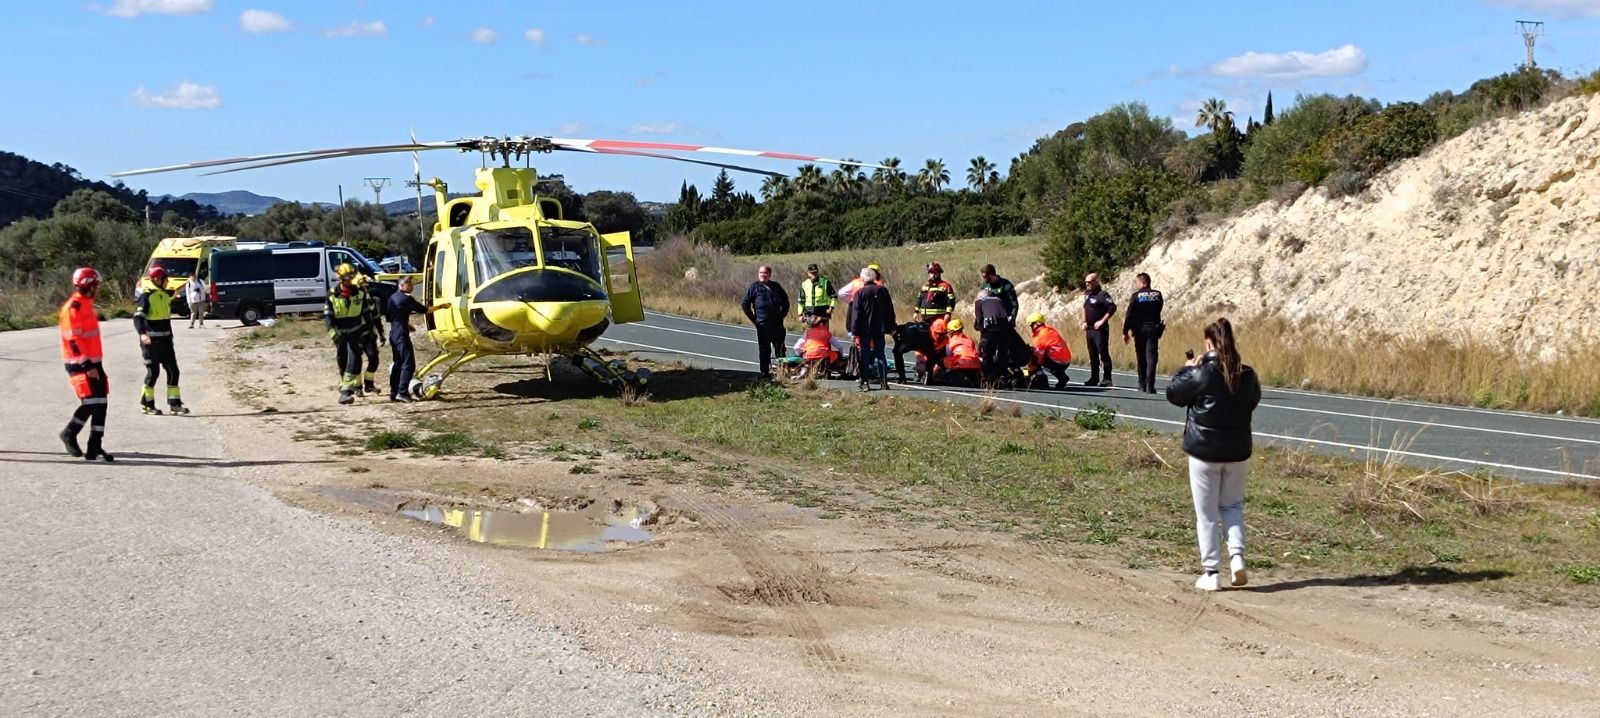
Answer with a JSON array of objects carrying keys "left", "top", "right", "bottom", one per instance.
[
  {"left": 1080, "top": 272, "right": 1116, "bottom": 387},
  {"left": 1123, "top": 272, "right": 1165, "bottom": 394}
]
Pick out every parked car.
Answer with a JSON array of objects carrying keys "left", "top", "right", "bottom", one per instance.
[{"left": 207, "top": 241, "right": 394, "bottom": 325}]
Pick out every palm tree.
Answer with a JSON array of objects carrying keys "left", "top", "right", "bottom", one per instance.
[
  {"left": 967, "top": 156, "right": 997, "bottom": 191},
  {"left": 1194, "top": 98, "right": 1235, "bottom": 134},
  {"left": 917, "top": 158, "right": 949, "bottom": 193},
  {"left": 793, "top": 164, "right": 825, "bottom": 194},
  {"left": 759, "top": 175, "right": 790, "bottom": 202},
  {"left": 872, "top": 157, "right": 905, "bottom": 195},
  {"left": 830, "top": 161, "right": 861, "bottom": 197}
]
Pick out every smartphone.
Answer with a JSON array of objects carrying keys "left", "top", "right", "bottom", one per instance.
[{"left": 1184, "top": 349, "right": 1195, "bottom": 360}]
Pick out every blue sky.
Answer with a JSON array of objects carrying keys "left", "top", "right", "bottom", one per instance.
[{"left": 7, "top": 0, "right": 1600, "bottom": 204}]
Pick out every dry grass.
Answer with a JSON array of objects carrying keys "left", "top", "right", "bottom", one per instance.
[
  {"left": 1, "top": 281, "right": 136, "bottom": 331},
  {"left": 639, "top": 237, "right": 1600, "bottom": 415}
]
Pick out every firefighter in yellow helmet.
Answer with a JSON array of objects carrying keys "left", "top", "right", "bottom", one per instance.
[
  {"left": 324, "top": 263, "right": 374, "bottom": 404},
  {"left": 352, "top": 273, "right": 384, "bottom": 395}
]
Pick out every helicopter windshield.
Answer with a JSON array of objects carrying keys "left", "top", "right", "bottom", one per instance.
[
  {"left": 538, "top": 225, "right": 602, "bottom": 282},
  {"left": 472, "top": 227, "right": 538, "bottom": 285}
]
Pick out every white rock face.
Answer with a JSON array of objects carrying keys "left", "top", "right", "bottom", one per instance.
[{"left": 1130, "top": 92, "right": 1600, "bottom": 361}]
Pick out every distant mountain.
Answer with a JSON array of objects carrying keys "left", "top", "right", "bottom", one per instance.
[
  {"left": 166, "top": 190, "right": 286, "bottom": 216},
  {"left": 0, "top": 150, "right": 222, "bottom": 226}
]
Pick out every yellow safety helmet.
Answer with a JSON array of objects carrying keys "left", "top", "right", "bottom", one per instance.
[
  {"left": 1026, "top": 312, "right": 1046, "bottom": 326},
  {"left": 947, "top": 318, "right": 964, "bottom": 332},
  {"left": 353, "top": 273, "right": 370, "bottom": 287},
  {"left": 335, "top": 262, "right": 357, "bottom": 280},
  {"left": 868, "top": 263, "right": 882, "bottom": 272}
]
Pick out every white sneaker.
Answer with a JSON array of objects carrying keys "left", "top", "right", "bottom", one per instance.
[
  {"left": 1229, "top": 555, "right": 1249, "bottom": 587},
  {"left": 1194, "top": 572, "right": 1222, "bottom": 592}
]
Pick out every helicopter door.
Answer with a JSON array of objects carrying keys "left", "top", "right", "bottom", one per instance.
[{"left": 600, "top": 231, "right": 643, "bottom": 324}]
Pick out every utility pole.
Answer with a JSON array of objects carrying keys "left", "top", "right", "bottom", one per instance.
[
  {"left": 363, "top": 177, "right": 391, "bottom": 208},
  {"left": 337, "top": 184, "right": 347, "bottom": 246},
  {"left": 143, "top": 205, "right": 151, "bottom": 227},
  {"left": 1518, "top": 20, "right": 1543, "bottom": 69}
]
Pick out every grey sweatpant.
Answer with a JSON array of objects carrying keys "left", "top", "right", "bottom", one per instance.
[{"left": 1188, "top": 456, "right": 1247, "bottom": 571}]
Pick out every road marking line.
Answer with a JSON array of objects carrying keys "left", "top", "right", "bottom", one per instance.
[
  {"left": 622, "top": 320, "right": 1600, "bottom": 445},
  {"left": 600, "top": 335, "right": 1600, "bottom": 481}
]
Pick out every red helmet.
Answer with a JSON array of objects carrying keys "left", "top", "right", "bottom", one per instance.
[
  {"left": 72, "top": 267, "right": 101, "bottom": 289},
  {"left": 927, "top": 261, "right": 943, "bottom": 275},
  {"left": 147, "top": 265, "right": 168, "bottom": 283}
]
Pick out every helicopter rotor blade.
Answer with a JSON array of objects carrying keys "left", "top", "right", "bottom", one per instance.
[
  {"left": 112, "top": 142, "right": 460, "bottom": 178},
  {"left": 196, "top": 146, "right": 447, "bottom": 176},
  {"left": 553, "top": 146, "right": 788, "bottom": 178},
  {"left": 549, "top": 138, "right": 887, "bottom": 170}
]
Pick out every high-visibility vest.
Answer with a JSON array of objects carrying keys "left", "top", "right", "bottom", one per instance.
[
  {"left": 946, "top": 333, "right": 981, "bottom": 370},
  {"left": 326, "top": 288, "right": 369, "bottom": 335},
  {"left": 798, "top": 277, "right": 836, "bottom": 314},
  {"left": 59, "top": 293, "right": 102, "bottom": 371},
  {"left": 800, "top": 326, "right": 838, "bottom": 361},
  {"left": 1031, "top": 325, "right": 1073, "bottom": 365},
  {"left": 916, "top": 280, "right": 954, "bottom": 316}
]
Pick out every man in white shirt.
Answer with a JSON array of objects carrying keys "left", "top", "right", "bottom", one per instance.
[{"left": 184, "top": 273, "right": 209, "bottom": 329}]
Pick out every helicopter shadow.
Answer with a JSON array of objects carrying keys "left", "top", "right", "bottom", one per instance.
[{"left": 489, "top": 366, "right": 751, "bottom": 403}]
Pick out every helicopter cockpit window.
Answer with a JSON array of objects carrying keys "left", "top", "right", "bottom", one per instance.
[
  {"left": 472, "top": 228, "right": 538, "bottom": 285},
  {"left": 537, "top": 226, "right": 601, "bottom": 281}
]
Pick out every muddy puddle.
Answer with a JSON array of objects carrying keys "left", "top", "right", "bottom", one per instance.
[{"left": 399, "top": 502, "right": 654, "bottom": 553}]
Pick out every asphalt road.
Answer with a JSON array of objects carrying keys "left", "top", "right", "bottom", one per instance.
[
  {"left": 601, "top": 311, "right": 1600, "bottom": 484},
  {"left": 0, "top": 321, "right": 703, "bottom": 716}
]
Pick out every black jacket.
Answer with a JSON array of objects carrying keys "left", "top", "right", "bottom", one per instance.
[
  {"left": 849, "top": 283, "right": 896, "bottom": 336},
  {"left": 1165, "top": 353, "right": 1262, "bottom": 463},
  {"left": 741, "top": 280, "right": 790, "bottom": 325},
  {"left": 1123, "top": 288, "right": 1164, "bottom": 335}
]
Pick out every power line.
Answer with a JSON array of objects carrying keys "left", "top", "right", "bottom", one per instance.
[{"left": 1518, "top": 20, "right": 1544, "bottom": 69}]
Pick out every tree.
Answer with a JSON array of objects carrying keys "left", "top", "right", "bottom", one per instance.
[
  {"left": 710, "top": 170, "right": 736, "bottom": 204},
  {"left": 917, "top": 159, "right": 949, "bottom": 193},
  {"left": 1195, "top": 97, "right": 1235, "bottom": 135},
  {"left": 53, "top": 189, "right": 136, "bottom": 222},
  {"left": 583, "top": 190, "right": 647, "bottom": 235},
  {"left": 793, "top": 164, "right": 826, "bottom": 194},
  {"left": 967, "top": 156, "right": 997, "bottom": 191},
  {"left": 759, "top": 175, "right": 790, "bottom": 202},
  {"left": 1263, "top": 92, "right": 1275, "bottom": 125},
  {"left": 871, "top": 157, "right": 905, "bottom": 195},
  {"left": 1042, "top": 166, "right": 1183, "bottom": 289},
  {"left": 661, "top": 182, "right": 703, "bottom": 235}
]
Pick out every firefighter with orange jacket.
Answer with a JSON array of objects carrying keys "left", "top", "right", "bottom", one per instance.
[
  {"left": 59, "top": 268, "right": 115, "bottom": 461},
  {"left": 1025, "top": 312, "right": 1074, "bottom": 389}
]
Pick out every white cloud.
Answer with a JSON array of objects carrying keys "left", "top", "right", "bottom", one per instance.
[
  {"left": 240, "top": 9, "right": 290, "bottom": 34},
  {"left": 322, "top": 20, "right": 387, "bottom": 38},
  {"left": 553, "top": 122, "right": 587, "bottom": 136},
  {"left": 629, "top": 122, "right": 685, "bottom": 135},
  {"left": 132, "top": 81, "right": 221, "bottom": 110},
  {"left": 1489, "top": 0, "right": 1600, "bottom": 18},
  {"left": 574, "top": 33, "right": 605, "bottom": 47},
  {"left": 524, "top": 27, "right": 546, "bottom": 47},
  {"left": 634, "top": 72, "right": 665, "bottom": 87},
  {"left": 470, "top": 27, "right": 498, "bottom": 44},
  {"left": 1207, "top": 44, "right": 1367, "bottom": 80},
  {"left": 421, "top": 16, "right": 435, "bottom": 27},
  {"left": 102, "top": 0, "right": 212, "bottom": 18}
]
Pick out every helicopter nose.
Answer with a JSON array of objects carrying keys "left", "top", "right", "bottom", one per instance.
[{"left": 478, "top": 299, "right": 608, "bottom": 336}]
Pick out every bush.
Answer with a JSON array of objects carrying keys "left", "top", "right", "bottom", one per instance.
[
  {"left": 1042, "top": 166, "right": 1183, "bottom": 288},
  {"left": 366, "top": 430, "right": 418, "bottom": 451},
  {"left": 1244, "top": 94, "right": 1379, "bottom": 192},
  {"left": 1074, "top": 403, "right": 1118, "bottom": 431},
  {"left": 1580, "top": 69, "right": 1600, "bottom": 96}
]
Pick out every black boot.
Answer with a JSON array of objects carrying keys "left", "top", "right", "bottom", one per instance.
[
  {"left": 60, "top": 428, "right": 83, "bottom": 458},
  {"left": 84, "top": 439, "right": 114, "bottom": 462}
]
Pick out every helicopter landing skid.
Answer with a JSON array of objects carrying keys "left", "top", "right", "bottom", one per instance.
[
  {"left": 569, "top": 348, "right": 652, "bottom": 392},
  {"left": 414, "top": 350, "right": 486, "bottom": 400}
]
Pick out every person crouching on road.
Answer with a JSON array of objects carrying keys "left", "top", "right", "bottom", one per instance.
[
  {"left": 1165, "top": 318, "right": 1261, "bottom": 592},
  {"left": 325, "top": 263, "right": 373, "bottom": 405},
  {"left": 940, "top": 318, "right": 982, "bottom": 387},
  {"left": 1124, "top": 272, "right": 1165, "bottom": 394},
  {"left": 134, "top": 266, "right": 188, "bottom": 415},
  {"left": 1025, "top": 313, "right": 1073, "bottom": 389},
  {"left": 384, "top": 276, "right": 448, "bottom": 402},
  {"left": 848, "top": 267, "right": 895, "bottom": 391},
  {"left": 741, "top": 265, "right": 791, "bottom": 377},
  {"left": 59, "top": 268, "right": 114, "bottom": 462},
  {"left": 353, "top": 274, "right": 384, "bottom": 396}
]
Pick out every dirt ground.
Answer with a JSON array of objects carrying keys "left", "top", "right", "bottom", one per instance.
[{"left": 211, "top": 327, "right": 1600, "bottom": 717}]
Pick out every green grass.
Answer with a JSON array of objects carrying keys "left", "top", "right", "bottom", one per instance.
[
  {"left": 1558, "top": 565, "right": 1600, "bottom": 584},
  {"left": 366, "top": 430, "right": 418, "bottom": 451},
  {"left": 1073, "top": 403, "right": 1118, "bottom": 431},
  {"left": 416, "top": 431, "right": 477, "bottom": 456}
]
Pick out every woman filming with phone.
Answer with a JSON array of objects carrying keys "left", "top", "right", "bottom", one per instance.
[{"left": 1165, "top": 318, "right": 1261, "bottom": 592}]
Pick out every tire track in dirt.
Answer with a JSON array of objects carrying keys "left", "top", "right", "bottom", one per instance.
[{"left": 666, "top": 490, "right": 852, "bottom": 692}]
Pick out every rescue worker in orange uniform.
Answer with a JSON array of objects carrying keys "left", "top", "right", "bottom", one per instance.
[
  {"left": 59, "top": 267, "right": 115, "bottom": 461},
  {"left": 1025, "top": 312, "right": 1074, "bottom": 389},
  {"left": 799, "top": 317, "right": 841, "bottom": 366},
  {"left": 941, "top": 318, "right": 983, "bottom": 387}
]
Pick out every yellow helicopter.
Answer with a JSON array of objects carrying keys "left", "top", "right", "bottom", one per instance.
[{"left": 114, "top": 135, "right": 884, "bottom": 399}]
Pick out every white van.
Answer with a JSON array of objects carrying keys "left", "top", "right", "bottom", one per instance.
[{"left": 210, "top": 241, "right": 392, "bottom": 324}]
